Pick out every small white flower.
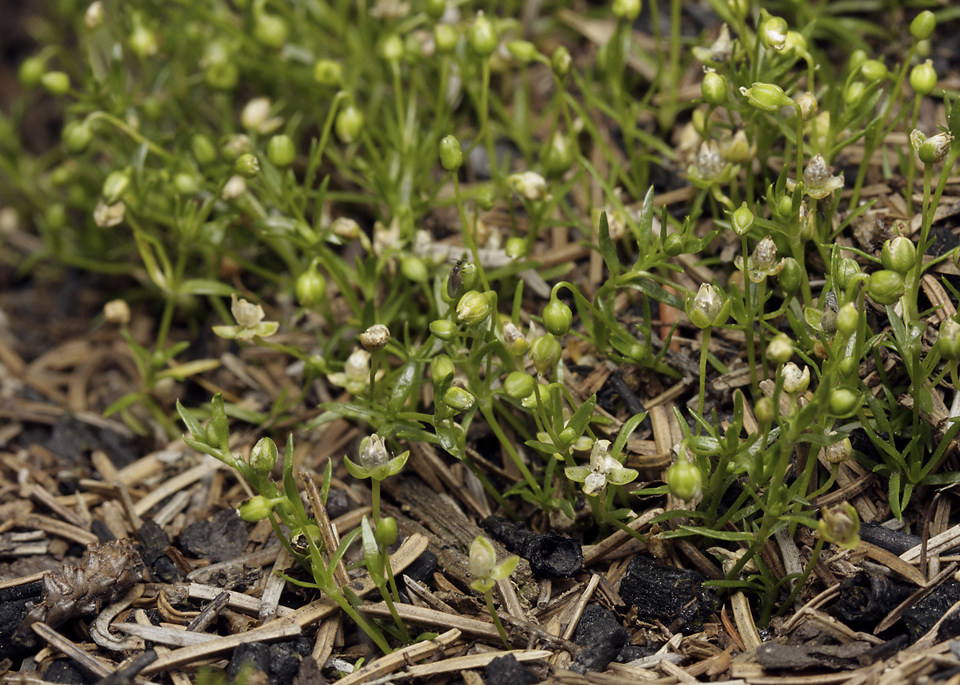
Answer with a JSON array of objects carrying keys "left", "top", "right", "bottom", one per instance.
[
  {"left": 221, "top": 175, "right": 247, "bottom": 201},
  {"left": 802, "top": 154, "right": 844, "bottom": 200},
  {"left": 93, "top": 200, "right": 125, "bottom": 228},
  {"left": 241, "top": 97, "right": 283, "bottom": 135},
  {"left": 507, "top": 171, "right": 551, "bottom": 202}
]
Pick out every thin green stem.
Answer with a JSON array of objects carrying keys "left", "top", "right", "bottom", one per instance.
[{"left": 484, "top": 590, "right": 511, "bottom": 648}]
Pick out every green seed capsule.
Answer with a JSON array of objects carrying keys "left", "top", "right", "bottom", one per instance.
[
  {"left": 267, "top": 135, "right": 296, "bottom": 168},
  {"left": 439, "top": 135, "right": 463, "bottom": 171},
  {"left": 543, "top": 298, "right": 573, "bottom": 336},
  {"left": 41, "top": 71, "right": 70, "bottom": 95},
  {"left": 335, "top": 105, "right": 364, "bottom": 143},
  {"left": 910, "top": 10, "right": 936, "bottom": 41}
]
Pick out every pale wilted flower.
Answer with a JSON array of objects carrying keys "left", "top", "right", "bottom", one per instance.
[
  {"left": 507, "top": 171, "right": 551, "bottom": 202},
  {"left": 721, "top": 129, "right": 755, "bottom": 164},
  {"left": 360, "top": 324, "right": 390, "bottom": 351},
  {"left": 688, "top": 141, "right": 738, "bottom": 188},
  {"left": 692, "top": 23, "right": 733, "bottom": 65},
  {"left": 213, "top": 294, "right": 279, "bottom": 341},
  {"left": 802, "top": 154, "right": 844, "bottom": 199},
  {"left": 84, "top": 1, "right": 103, "bottom": 28},
  {"left": 781, "top": 362, "right": 810, "bottom": 394},
  {"left": 241, "top": 97, "right": 283, "bottom": 135},
  {"left": 502, "top": 322, "right": 529, "bottom": 355},
  {"left": 369, "top": 0, "right": 410, "bottom": 19},
  {"left": 734, "top": 236, "right": 786, "bottom": 283},
  {"left": 344, "top": 432, "right": 409, "bottom": 481},
  {"left": 221, "top": 175, "right": 247, "bottom": 200},
  {"left": 331, "top": 216, "right": 361, "bottom": 240},
  {"left": 360, "top": 433, "right": 390, "bottom": 470},
  {"left": 93, "top": 200, "right": 125, "bottom": 228},
  {"left": 103, "top": 299, "right": 130, "bottom": 325},
  {"left": 327, "top": 348, "right": 373, "bottom": 394}
]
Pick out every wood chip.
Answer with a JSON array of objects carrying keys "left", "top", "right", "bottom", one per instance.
[
  {"left": 404, "top": 649, "right": 552, "bottom": 678},
  {"left": 359, "top": 602, "right": 501, "bottom": 640},
  {"left": 336, "top": 628, "right": 461, "bottom": 685}
]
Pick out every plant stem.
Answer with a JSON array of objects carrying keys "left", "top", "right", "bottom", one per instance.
[{"left": 484, "top": 589, "right": 511, "bottom": 648}]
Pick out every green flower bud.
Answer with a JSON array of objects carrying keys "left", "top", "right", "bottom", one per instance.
[
  {"left": 380, "top": 34, "right": 404, "bottom": 62},
  {"left": 434, "top": 24, "right": 458, "bottom": 54},
  {"left": 778, "top": 257, "right": 802, "bottom": 295},
  {"left": 828, "top": 387, "right": 861, "bottom": 417},
  {"left": 839, "top": 356, "right": 858, "bottom": 377},
  {"left": 376, "top": 516, "right": 398, "bottom": 546},
  {"left": 45, "top": 203, "right": 66, "bottom": 230},
  {"left": 507, "top": 40, "right": 539, "bottom": 64},
  {"left": 238, "top": 495, "right": 276, "bottom": 522},
  {"left": 469, "top": 535, "right": 497, "bottom": 579},
  {"left": 102, "top": 170, "right": 130, "bottom": 204},
  {"left": 429, "top": 319, "right": 458, "bottom": 341},
  {"left": 755, "top": 397, "right": 775, "bottom": 424},
  {"left": 848, "top": 49, "right": 867, "bottom": 72},
  {"left": 667, "top": 454, "right": 702, "bottom": 502},
  {"left": 313, "top": 59, "right": 343, "bottom": 87},
  {"left": 732, "top": 202, "right": 754, "bottom": 236},
  {"left": 250, "top": 437, "right": 279, "bottom": 473},
  {"left": 613, "top": 0, "right": 641, "bottom": 21},
  {"left": 860, "top": 59, "right": 888, "bottom": 83},
  {"left": 192, "top": 134, "right": 218, "bottom": 166},
  {"left": 254, "top": 12, "right": 288, "bottom": 50},
  {"left": 295, "top": 262, "right": 327, "bottom": 307},
  {"left": 41, "top": 71, "right": 70, "bottom": 96},
  {"left": 335, "top": 105, "right": 365, "bottom": 144},
  {"left": 845, "top": 81, "right": 866, "bottom": 108},
  {"left": 837, "top": 257, "right": 862, "bottom": 292},
  {"left": 919, "top": 133, "right": 952, "bottom": 164},
  {"left": 663, "top": 233, "right": 684, "bottom": 257},
  {"left": 425, "top": 0, "right": 446, "bottom": 20},
  {"left": 531, "top": 333, "right": 562, "bottom": 375},
  {"left": 866, "top": 270, "right": 905, "bottom": 305},
  {"left": 818, "top": 502, "right": 860, "bottom": 549},
  {"left": 938, "top": 319, "right": 960, "bottom": 361},
  {"left": 205, "top": 60, "right": 239, "bottom": 90},
  {"left": 173, "top": 173, "right": 200, "bottom": 195},
  {"left": 64, "top": 121, "right": 93, "bottom": 154},
  {"left": 543, "top": 297, "right": 573, "bottom": 336},
  {"left": 767, "top": 334, "right": 794, "bottom": 364},
  {"left": 504, "top": 371, "right": 535, "bottom": 400},
  {"left": 439, "top": 135, "right": 463, "bottom": 171},
  {"left": 456, "top": 290, "right": 493, "bottom": 326},
  {"left": 910, "top": 11, "right": 936, "bottom": 41},
  {"left": 129, "top": 24, "right": 158, "bottom": 59},
  {"left": 18, "top": 56, "right": 46, "bottom": 88},
  {"left": 431, "top": 353, "right": 456, "bottom": 384},
  {"left": 740, "top": 82, "right": 792, "bottom": 112},
  {"left": 234, "top": 153, "right": 260, "bottom": 178},
  {"left": 881, "top": 236, "right": 916, "bottom": 275},
  {"left": 910, "top": 60, "right": 937, "bottom": 96},
  {"left": 468, "top": 12, "right": 498, "bottom": 57},
  {"left": 685, "top": 283, "right": 730, "bottom": 329},
  {"left": 400, "top": 255, "right": 428, "bottom": 282},
  {"left": 836, "top": 302, "right": 859, "bottom": 338},
  {"left": 727, "top": 0, "right": 748, "bottom": 21},
  {"left": 267, "top": 134, "right": 296, "bottom": 168},
  {"left": 505, "top": 236, "right": 527, "bottom": 259},
  {"left": 551, "top": 46, "right": 572, "bottom": 77},
  {"left": 701, "top": 71, "right": 727, "bottom": 106},
  {"left": 759, "top": 11, "right": 788, "bottom": 50},
  {"left": 444, "top": 386, "right": 475, "bottom": 412},
  {"left": 541, "top": 132, "right": 574, "bottom": 178}
]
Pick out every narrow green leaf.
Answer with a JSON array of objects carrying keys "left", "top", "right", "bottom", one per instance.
[{"left": 598, "top": 211, "right": 621, "bottom": 278}]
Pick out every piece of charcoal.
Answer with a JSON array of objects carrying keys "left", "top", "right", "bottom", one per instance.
[
  {"left": 483, "top": 653, "right": 539, "bottom": 685},
  {"left": 619, "top": 555, "right": 717, "bottom": 634},
  {"left": 481, "top": 516, "right": 582, "bottom": 578},
  {"left": 0, "top": 580, "right": 43, "bottom": 659},
  {"left": 179, "top": 509, "right": 247, "bottom": 562},
  {"left": 90, "top": 520, "right": 116, "bottom": 543},
  {"left": 17, "top": 540, "right": 144, "bottom": 642},
  {"left": 904, "top": 581, "right": 960, "bottom": 642},
  {"left": 137, "top": 520, "right": 169, "bottom": 566},
  {"left": 325, "top": 489, "right": 351, "bottom": 520},
  {"left": 227, "top": 642, "right": 270, "bottom": 682},
  {"left": 42, "top": 659, "right": 96, "bottom": 684},
  {"left": 834, "top": 572, "right": 913, "bottom": 628},
  {"left": 617, "top": 643, "right": 659, "bottom": 663},
  {"left": 939, "top": 607, "right": 960, "bottom": 642},
  {"left": 269, "top": 642, "right": 302, "bottom": 685},
  {"left": 859, "top": 523, "right": 921, "bottom": 555},
  {"left": 292, "top": 656, "right": 325, "bottom": 685},
  {"left": 570, "top": 604, "right": 628, "bottom": 674},
  {"left": 401, "top": 548, "right": 438, "bottom": 586}
]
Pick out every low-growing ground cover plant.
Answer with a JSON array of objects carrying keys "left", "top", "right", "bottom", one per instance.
[{"left": 3, "top": 0, "right": 960, "bottom": 676}]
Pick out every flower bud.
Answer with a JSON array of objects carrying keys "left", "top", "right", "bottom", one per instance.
[
  {"left": 732, "top": 202, "right": 754, "bottom": 236},
  {"left": 192, "top": 134, "right": 218, "bottom": 166},
  {"left": 939, "top": 319, "right": 960, "bottom": 361},
  {"left": 767, "top": 334, "right": 794, "bottom": 364},
  {"left": 663, "top": 233, "right": 683, "bottom": 257},
  {"left": 755, "top": 397, "right": 775, "bottom": 424},
  {"left": 41, "top": 71, "right": 70, "bottom": 96},
  {"left": 686, "top": 283, "right": 730, "bottom": 329},
  {"left": 238, "top": 495, "right": 276, "bottom": 522},
  {"left": 543, "top": 297, "right": 573, "bottom": 336},
  {"left": 919, "top": 133, "right": 952, "bottom": 164},
  {"left": 881, "top": 236, "right": 916, "bottom": 275},
  {"left": 254, "top": 11, "right": 288, "bottom": 50},
  {"left": 429, "top": 319, "right": 458, "bottom": 341},
  {"left": 508, "top": 171, "right": 551, "bottom": 202},
  {"left": 542, "top": 132, "right": 574, "bottom": 178},
  {"left": 250, "top": 437, "right": 278, "bottom": 473},
  {"left": 507, "top": 40, "right": 539, "bottom": 64},
  {"left": 795, "top": 92, "right": 818, "bottom": 121},
  {"left": 818, "top": 502, "right": 860, "bottom": 549},
  {"left": 267, "top": 134, "right": 296, "bottom": 168},
  {"left": 778, "top": 257, "right": 802, "bottom": 295},
  {"left": 439, "top": 135, "right": 462, "bottom": 171},
  {"left": 335, "top": 105, "right": 365, "bottom": 144},
  {"left": 910, "top": 60, "right": 937, "bottom": 96},
  {"left": 380, "top": 34, "right": 404, "bottom": 62},
  {"left": 400, "top": 255, "right": 428, "bottom": 282},
  {"left": 844, "top": 81, "right": 865, "bottom": 108},
  {"left": 613, "top": 0, "right": 641, "bottom": 21},
  {"left": 360, "top": 434, "right": 390, "bottom": 471},
  {"left": 19, "top": 57, "right": 46, "bottom": 87},
  {"left": 64, "top": 120, "right": 93, "bottom": 154},
  {"left": 701, "top": 71, "right": 727, "bottom": 106},
  {"left": 104, "top": 300, "right": 131, "bottom": 325},
  {"left": 233, "top": 153, "right": 260, "bottom": 178},
  {"left": 531, "top": 333, "right": 562, "bottom": 375},
  {"left": 376, "top": 516, "right": 398, "bottom": 546},
  {"left": 444, "top": 386, "right": 475, "bottom": 412},
  {"left": 837, "top": 257, "right": 862, "bottom": 293},
  {"left": 469, "top": 536, "right": 497, "bottom": 579},
  {"left": 129, "top": 23, "right": 158, "bottom": 59},
  {"left": 221, "top": 134, "right": 252, "bottom": 162},
  {"left": 426, "top": 0, "right": 446, "bottom": 20},
  {"left": 313, "top": 59, "right": 343, "bottom": 87},
  {"left": 837, "top": 302, "right": 859, "bottom": 338},
  {"left": 759, "top": 11, "right": 788, "bottom": 51},
  {"left": 102, "top": 170, "right": 130, "bottom": 204},
  {"left": 431, "top": 354, "right": 455, "bottom": 383},
  {"left": 434, "top": 24, "right": 458, "bottom": 54},
  {"left": 860, "top": 59, "right": 888, "bottom": 83},
  {"left": 551, "top": 46, "right": 572, "bottom": 77},
  {"left": 910, "top": 11, "right": 936, "bottom": 41},
  {"left": 173, "top": 173, "right": 200, "bottom": 195},
  {"left": 667, "top": 453, "right": 702, "bottom": 502},
  {"left": 828, "top": 387, "right": 861, "bottom": 417},
  {"left": 84, "top": 2, "right": 103, "bottom": 29},
  {"left": 505, "top": 236, "right": 527, "bottom": 259},
  {"left": 361, "top": 324, "right": 390, "bottom": 351},
  {"left": 457, "top": 290, "right": 493, "bottom": 326},
  {"left": 866, "top": 270, "right": 905, "bottom": 305},
  {"left": 504, "top": 371, "right": 535, "bottom": 400},
  {"left": 468, "top": 12, "right": 498, "bottom": 57},
  {"left": 740, "top": 83, "right": 792, "bottom": 112}
]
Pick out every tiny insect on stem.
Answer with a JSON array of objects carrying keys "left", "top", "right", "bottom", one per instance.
[{"left": 447, "top": 258, "right": 464, "bottom": 298}]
